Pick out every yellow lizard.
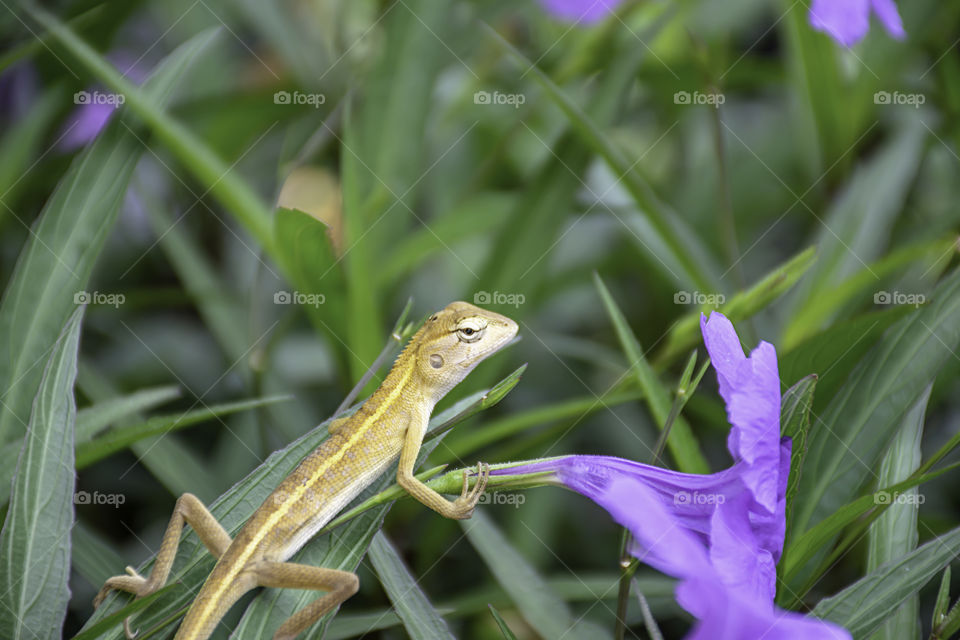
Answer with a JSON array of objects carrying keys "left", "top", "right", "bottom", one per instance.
[{"left": 94, "top": 301, "right": 518, "bottom": 639}]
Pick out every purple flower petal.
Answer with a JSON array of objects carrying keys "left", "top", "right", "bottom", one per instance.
[
  {"left": 538, "top": 0, "right": 625, "bottom": 24},
  {"left": 702, "top": 312, "right": 782, "bottom": 514},
  {"left": 808, "top": 0, "right": 905, "bottom": 46}
]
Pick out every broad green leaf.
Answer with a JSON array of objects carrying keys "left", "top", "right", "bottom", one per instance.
[
  {"left": 780, "top": 459, "right": 960, "bottom": 590},
  {"left": 0, "top": 24, "right": 217, "bottom": 444},
  {"left": 656, "top": 247, "right": 817, "bottom": 365},
  {"left": 75, "top": 395, "right": 291, "bottom": 469},
  {"left": 368, "top": 532, "right": 456, "bottom": 640},
  {"left": 813, "top": 525, "right": 960, "bottom": 638},
  {"left": 272, "top": 206, "right": 348, "bottom": 366},
  {"left": 28, "top": 9, "right": 274, "bottom": 252},
  {"left": 84, "top": 369, "right": 523, "bottom": 639},
  {"left": 792, "top": 266, "right": 960, "bottom": 539},
  {"left": 0, "top": 308, "right": 82, "bottom": 639},
  {"left": 866, "top": 385, "right": 928, "bottom": 640},
  {"left": 595, "top": 274, "right": 708, "bottom": 473},
  {"left": 780, "top": 375, "right": 816, "bottom": 548},
  {"left": 463, "top": 510, "right": 603, "bottom": 640}
]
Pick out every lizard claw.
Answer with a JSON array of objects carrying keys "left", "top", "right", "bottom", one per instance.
[
  {"left": 453, "top": 462, "right": 489, "bottom": 518},
  {"left": 124, "top": 616, "right": 139, "bottom": 639}
]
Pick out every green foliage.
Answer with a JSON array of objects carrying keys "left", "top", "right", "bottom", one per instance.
[{"left": 2, "top": 0, "right": 959, "bottom": 637}]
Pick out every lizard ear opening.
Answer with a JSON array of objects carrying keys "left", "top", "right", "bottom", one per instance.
[{"left": 429, "top": 354, "right": 444, "bottom": 369}]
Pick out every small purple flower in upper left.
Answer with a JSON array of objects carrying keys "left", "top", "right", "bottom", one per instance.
[{"left": 808, "top": 0, "right": 905, "bottom": 47}]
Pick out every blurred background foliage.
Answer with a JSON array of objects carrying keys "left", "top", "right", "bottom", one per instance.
[{"left": 2, "top": 0, "right": 960, "bottom": 638}]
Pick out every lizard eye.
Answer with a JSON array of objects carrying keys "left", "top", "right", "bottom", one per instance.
[{"left": 456, "top": 319, "right": 485, "bottom": 343}]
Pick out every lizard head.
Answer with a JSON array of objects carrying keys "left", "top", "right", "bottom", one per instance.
[{"left": 414, "top": 301, "right": 518, "bottom": 399}]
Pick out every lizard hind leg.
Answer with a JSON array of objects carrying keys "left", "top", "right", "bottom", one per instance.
[
  {"left": 94, "top": 493, "right": 233, "bottom": 638},
  {"left": 252, "top": 561, "right": 359, "bottom": 640}
]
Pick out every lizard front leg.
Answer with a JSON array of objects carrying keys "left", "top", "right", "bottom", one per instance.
[
  {"left": 94, "top": 493, "right": 232, "bottom": 637},
  {"left": 396, "top": 403, "right": 489, "bottom": 520}
]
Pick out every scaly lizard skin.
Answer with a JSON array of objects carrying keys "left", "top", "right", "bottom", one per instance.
[{"left": 94, "top": 301, "right": 518, "bottom": 639}]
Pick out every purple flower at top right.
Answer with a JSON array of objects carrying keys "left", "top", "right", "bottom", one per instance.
[{"left": 808, "top": 0, "right": 905, "bottom": 47}]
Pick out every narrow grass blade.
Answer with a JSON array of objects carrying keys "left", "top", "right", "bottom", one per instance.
[
  {"left": 595, "top": 274, "right": 708, "bottom": 473},
  {"left": 463, "top": 510, "right": 603, "bottom": 640},
  {"left": 75, "top": 385, "right": 181, "bottom": 443},
  {"left": 488, "top": 605, "right": 519, "bottom": 640},
  {"left": 368, "top": 532, "right": 456, "bottom": 640},
  {"left": 780, "top": 375, "right": 817, "bottom": 548},
  {"left": 655, "top": 247, "right": 817, "bottom": 365},
  {"left": 0, "top": 308, "right": 82, "bottom": 639},
  {"left": 75, "top": 395, "right": 291, "bottom": 469}
]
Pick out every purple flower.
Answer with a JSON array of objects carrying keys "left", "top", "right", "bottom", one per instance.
[
  {"left": 808, "top": 0, "right": 905, "bottom": 47},
  {"left": 496, "top": 312, "right": 850, "bottom": 639},
  {"left": 538, "top": 0, "right": 625, "bottom": 24}
]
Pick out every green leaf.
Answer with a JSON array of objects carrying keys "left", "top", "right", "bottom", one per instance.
[
  {"left": 780, "top": 459, "right": 960, "bottom": 589},
  {"left": 785, "top": 121, "right": 926, "bottom": 326},
  {"left": 656, "top": 247, "right": 817, "bottom": 365},
  {"left": 792, "top": 266, "right": 960, "bottom": 539},
  {"left": 778, "top": 307, "right": 912, "bottom": 410},
  {"left": 0, "top": 27, "right": 216, "bottom": 444},
  {"left": 812, "top": 526, "right": 960, "bottom": 638},
  {"left": 595, "top": 274, "right": 708, "bottom": 473},
  {"left": 368, "top": 532, "right": 456, "bottom": 640},
  {"left": 463, "top": 510, "right": 603, "bottom": 640},
  {"left": 272, "top": 206, "right": 348, "bottom": 360},
  {"left": 865, "top": 385, "right": 928, "bottom": 640},
  {"left": 27, "top": 9, "right": 274, "bottom": 252},
  {"left": 483, "top": 19, "right": 719, "bottom": 293},
  {"left": 0, "top": 308, "right": 82, "bottom": 639},
  {"left": 75, "top": 395, "right": 291, "bottom": 469},
  {"left": 488, "top": 605, "right": 519, "bottom": 640},
  {"left": 71, "top": 522, "right": 126, "bottom": 591},
  {"left": 75, "top": 385, "right": 181, "bottom": 443},
  {"left": 783, "top": 236, "right": 954, "bottom": 349},
  {"left": 932, "top": 567, "right": 952, "bottom": 635},
  {"left": 780, "top": 375, "right": 817, "bottom": 548}
]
